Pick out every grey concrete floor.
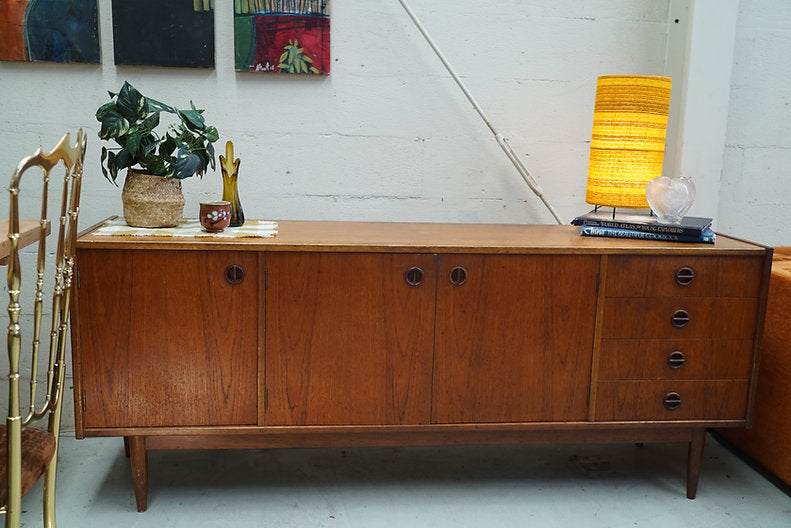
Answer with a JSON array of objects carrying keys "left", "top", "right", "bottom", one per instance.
[{"left": 17, "top": 433, "right": 791, "bottom": 527}]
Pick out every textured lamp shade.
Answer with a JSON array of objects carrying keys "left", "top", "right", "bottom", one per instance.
[{"left": 585, "top": 75, "right": 672, "bottom": 209}]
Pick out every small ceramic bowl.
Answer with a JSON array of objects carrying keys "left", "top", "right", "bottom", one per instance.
[{"left": 199, "top": 201, "right": 231, "bottom": 232}]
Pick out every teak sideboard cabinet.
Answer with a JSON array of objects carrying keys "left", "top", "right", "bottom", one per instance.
[{"left": 70, "top": 221, "right": 772, "bottom": 511}]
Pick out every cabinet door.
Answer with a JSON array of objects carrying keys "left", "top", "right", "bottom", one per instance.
[
  {"left": 265, "top": 252, "right": 436, "bottom": 426},
  {"left": 433, "top": 254, "right": 599, "bottom": 423},
  {"left": 75, "top": 249, "right": 259, "bottom": 428}
]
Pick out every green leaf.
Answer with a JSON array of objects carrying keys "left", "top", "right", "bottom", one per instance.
[
  {"left": 174, "top": 147, "right": 201, "bottom": 179},
  {"left": 95, "top": 101, "right": 117, "bottom": 121},
  {"left": 140, "top": 112, "right": 160, "bottom": 134},
  {"left": 179, "top": 109, "right": 206, "bottom": 131},
  {"left": 206, "top": 141, "right": 216, "bottom": 170},
  {"left": 116, "top": 81, "right": 147, "bottom": 121},
  {"left": 99, "top": 147, "right": 113, "bottom": 183},
  {"left": 126, "top": 129, "right": 143, "bottom": 158},
  {"left": 98, "top": 110, "right": 130, "bottom": 140},
  {"left": 204, "top": 126, "right": 219, "bottom": 143},
  {"left": 159, "top": 134, "right": 177, "bottom": 158},
  {"left": 146, "top": 97, "right": 176, "bottom": 114},
  {"left": 113, "top": 147, "right": 131, "bottom": 171}
]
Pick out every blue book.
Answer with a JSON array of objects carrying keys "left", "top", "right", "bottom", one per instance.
[{"left": 580, "top": 225, "right": 716, "bottom": 244}]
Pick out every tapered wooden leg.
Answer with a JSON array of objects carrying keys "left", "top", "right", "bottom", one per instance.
[
  {"left": 128, "top": 436, "right": 149, "bottom": 512},
  {"left": 124, "top": 436, "right": 131, "bottom": 458},
  {"left": 686, "top": 428, "right": 706, "bottom": 499}
]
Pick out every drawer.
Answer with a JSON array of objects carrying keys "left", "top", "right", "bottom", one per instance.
[
  {"left": 605, "top": 256, "right": 764, "bottom": 298},
  {"left": 594, "top": 380, "right": 749, "bottom": 422},
  {"left": 598, "top": 339, "right": 754, "bottom": 381},
  {"left": 601, "top": 298, "right": 759, "bottom": 339}
]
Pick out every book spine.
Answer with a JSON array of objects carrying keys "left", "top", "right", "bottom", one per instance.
[
  {"left": 580, "top": 225, "right": 715, "bottom": 244},
  {"left": 580, "top": 219, "right": 703, "bottom": 237}
]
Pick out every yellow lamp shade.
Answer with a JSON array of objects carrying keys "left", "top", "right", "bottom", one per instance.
[{"left": 585, "top": 75, "right": 672, "bottom": 209}]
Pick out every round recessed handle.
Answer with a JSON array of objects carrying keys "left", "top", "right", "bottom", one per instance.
[
  {"left": 671, "top": 309, "right": 690, "bottom": 328},
  {"left": 449, "top": 266, "right": 468, "bottom": 286},
  {"left": 405, "top": 266, "right": 425, "bottom": 287},
  {"left": 675, "top": 266, "right": 695, "bottom": 286},
  {"left": 667, "top": 350, "right": 686, "bottom": 369},
  {"left": 663, "top": 392, "right": 682, "bottom": 410},
  {"left": 225, "top": 264, "right": 245, "bottom": 285}
]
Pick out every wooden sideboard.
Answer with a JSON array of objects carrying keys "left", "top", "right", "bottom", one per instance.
[{"left": 70, "top": 220, "right": 772, "bottom": 511}]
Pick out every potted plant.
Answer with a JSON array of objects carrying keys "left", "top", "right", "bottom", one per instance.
[{"left": 96, "top": 81, "right": 219, "bottom": 227}]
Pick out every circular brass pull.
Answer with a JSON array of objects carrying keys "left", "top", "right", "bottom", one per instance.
[
  {"left": 449, "top": 266, "right": 468, "bottom": 286},
  {"left": 663, "top": 392, "right": 682, "bottom": 410},
  {"left": 225, "top": 264, "right": 245, "bottom": 285},
  {"left": 675, "top": 267, "right": 695, "bottom": 286},
  {"left": 667, "top": 351, "right": 686, "bottom": 369},
  {"left": 405, "top": 266, "right": 424, "bottom": 287},
  {"left": 671, "top": 309, "right": 690, "bottom": 328}
]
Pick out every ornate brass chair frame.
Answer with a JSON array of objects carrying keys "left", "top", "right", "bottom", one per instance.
[{"left": 3, "top": 130, "right": 86, "bottom": 528}]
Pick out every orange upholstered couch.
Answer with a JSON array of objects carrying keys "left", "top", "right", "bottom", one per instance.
[{"left": 720, "top": 247, "right": 791, "bottom": 486}]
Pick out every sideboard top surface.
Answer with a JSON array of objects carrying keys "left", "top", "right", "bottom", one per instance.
[{"left": 76, "top": 218, "right": 768, "bottom": 255}]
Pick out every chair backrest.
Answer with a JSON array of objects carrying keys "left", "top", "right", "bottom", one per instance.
[{"left": 3, "top": 130, "right": 86, "bottom": 527}]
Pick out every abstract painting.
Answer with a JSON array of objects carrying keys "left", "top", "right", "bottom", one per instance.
[
  {"left": 112, "top": 0, "right": 215, "bottom": 68},
  {"left": 234, "top": 0, "right": 330, "bottom": 74},
  {"left": 0, "top": 0, "right": 99, "bottom": 63}
]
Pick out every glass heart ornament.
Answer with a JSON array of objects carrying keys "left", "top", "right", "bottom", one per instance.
[{"left": 646, "top": 176, "right": 696, "bottom": 224}]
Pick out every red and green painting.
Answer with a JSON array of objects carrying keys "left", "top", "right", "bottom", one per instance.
[
  {"left": 0, "top": 0, "right": 99, "bottom": 63},
  {"left": 234, "top": 0, "right": 330, "bottom": 74}
]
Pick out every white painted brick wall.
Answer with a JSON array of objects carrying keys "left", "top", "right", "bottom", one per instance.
[
  {"left": 2, "top": 0, "right": 789, "bottom": 430},
  {"left": 719, "top": 0, "right": 791, "bottom": 246}
]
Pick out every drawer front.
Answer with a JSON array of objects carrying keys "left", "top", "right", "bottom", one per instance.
[
  {"left": 601, "top": 298, "right": 759, "bottom": 339},
  {"left": 595, "top": 380, "right": 749, "bottom": 421},
  {"left": 598, "top": 339, "right": 754, "bottom": 381},
  {"left": 605, "top": 255, "right": 764, "bottom": 298}
]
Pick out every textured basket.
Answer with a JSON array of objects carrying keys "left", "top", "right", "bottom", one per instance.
[{"left": 121, "top": 169, "right": 186, "bottom": 228}]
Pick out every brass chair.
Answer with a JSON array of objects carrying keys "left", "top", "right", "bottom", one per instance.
[{"left": 1, "top": 130, "right": 86, "bottom": 528}]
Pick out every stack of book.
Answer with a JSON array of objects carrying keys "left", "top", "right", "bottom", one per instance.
[{"left": 571, "top": 210, "right": 715, "bottom": 244}]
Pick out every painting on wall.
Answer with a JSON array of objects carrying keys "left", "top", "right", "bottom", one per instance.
[
  {"left": 234, "top": 0, "right": 330, "bottom": 74},
  {"left": 112, "top": 0, "right": 215, "bottom": 68},
  {"left": 0, "top": 0, "right": 100, "bottom": 63}
]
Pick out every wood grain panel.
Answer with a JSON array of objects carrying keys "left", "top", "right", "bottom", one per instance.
[
  {"left": 595, "top": 380, "right": 749, "bottom": 421},
  {"left": 597, "top": 339, "right": 754, "bottom": 381},
  {"left": 601, "top": 298, "right": 759, "bottom": 339},
  {"left": 75, "top": 249, "right": 259, "bottom": 427},
  {"left": 265, "top": 252, "right": 436, "bottom": 426},
  {"left": 604, "top": 256, "right": 764, "bottom": 298},
  {"left": 432, "top": 254, "right": 598, "bottom": 423}
]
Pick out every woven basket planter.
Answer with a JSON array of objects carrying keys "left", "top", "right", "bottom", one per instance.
[{"left": 121, "top": 169, "right": 185, "bottom": 228}]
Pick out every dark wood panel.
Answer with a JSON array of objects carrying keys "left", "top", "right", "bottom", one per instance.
[
  {"left": 598, "top": 338, "right": 754, "bottom": 381},
  {"left": 433, "top": 254, "right": 598, "bottom": 423},
  {"left": 75, "top": 249, "right": 259, "bottom": 427},
  {"left": 605, "top": 256, "right": 764, "bottom": 298},
  {"left": 265, "top": 252, "right": 436, "bottom": 426},
  {"left": 595, "top": 380, "right": 749, "bottom": 421},
  {"left": 601, "top": 298, "right": 759, "bottom": 339}
]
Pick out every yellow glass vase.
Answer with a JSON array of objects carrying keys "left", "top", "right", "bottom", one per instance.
[{"left": 219, "top": 141, "right": 245, "bottom": 227}]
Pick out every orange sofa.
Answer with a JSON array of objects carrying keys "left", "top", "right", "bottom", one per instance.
[{"left": 720, "top": 247, "right": 791, "bottom": 486}]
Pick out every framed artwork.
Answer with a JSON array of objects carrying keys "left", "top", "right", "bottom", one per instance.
[
  {"left": 112, "top": 0, "right": 215, "bottom": 68},
  {"left": 0, "top": 0, "right": 100, "bottom": 63},
  {"left": 234, "top": 0, "right": 330, "bottom": 74}
]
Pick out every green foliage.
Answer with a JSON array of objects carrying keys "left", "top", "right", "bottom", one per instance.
[
  {"left": 278, "top": 39, "right": 319, "bottom": 74},
  {"left": 96, "top": 81, "right": 219, "bottom": 184}
]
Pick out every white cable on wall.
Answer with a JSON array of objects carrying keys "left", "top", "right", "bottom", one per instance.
[{"left": 396, "top": 0, "right": 564, "bottom": 224}]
